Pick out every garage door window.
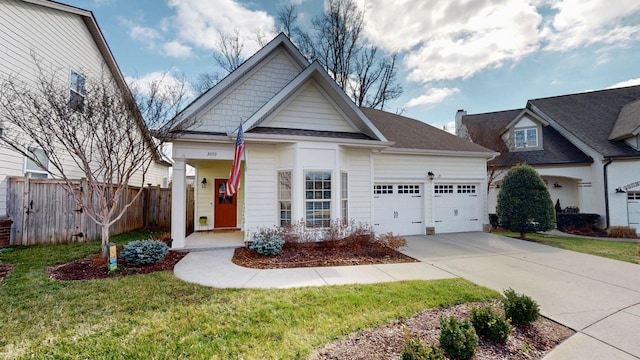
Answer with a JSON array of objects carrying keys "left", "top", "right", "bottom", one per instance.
[
  {"left": 629, "top": 192, "right": 640, "bottom": 200},
  {"left": 374, "top": 185, "right": 393, "bottom": 194},
  {"left": 398, "top": 185, "right": 420, "bottom": 194},
  {"left": 458, "top": 185, "right": 476, "bottom": 194},
  {"left": 435, "top": 185, "right": 454, "bottom": 194},
  {"left": 305, "top": 171, "right": 331, "bottom": 227}
]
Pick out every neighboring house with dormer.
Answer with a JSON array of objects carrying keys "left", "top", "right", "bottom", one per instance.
[
  {"left": 164, "top": 33, "right": 496, "bottom": 248},
  {"left": 457, "top": 85, "right": 640, "bottom": 232},
  {"left": 0, "top": 0, "right": 171, "bottom": 241}
]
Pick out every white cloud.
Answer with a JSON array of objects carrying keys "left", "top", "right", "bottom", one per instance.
[
  {"left": 405, "top": 87, "right": 460, "bottom": 108},
  {"left": 126, "top": 71, "right": 194, "bottom": 99},
  {"left": 543, "top": 0, "right": 640, "bottom": 51},
  {"left": 607, "top": 78, "right": 640, "bottom": 89},
  {"left": 130, "top": 25, "right": 162, "bottom": 44},
  {"left": 167, "top": 0, "right": 277, "bottom": 57},
  {"left": 163, "top": 41, "right": 192, "bottom": 58},
  {"left": 359, "top": 0, "right": 640, "bottom": 85}
]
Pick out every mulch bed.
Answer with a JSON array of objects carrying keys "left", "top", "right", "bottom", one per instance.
[
  {"left": 310, "top": 301, "right": 575, "bottom": 360},
  {"left": 232, "top": 239, "right": 417, "bottom": 269},
  {"left": 48, "top": 250, "right": 187, "bottom": 281}
]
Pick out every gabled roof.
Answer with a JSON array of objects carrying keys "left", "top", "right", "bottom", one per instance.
[
  {"left": 609, "top": 99, "right": 640, "bottom": 141},
  {"left": 361, "top": 108, "right": 495, "bottom": 156},
  {"left": 242, "top": 62, "right": 387, "bottom": 142},
  {"left": 500, "top": 108, "right": 548, "bottom": 135},
  {"left": 528, "top": 85, "right": 640, "bottom": 157},
  {"left": 462, "top": 109, "right": 593, "bottom": 166},
  {"left": 22, "top": 0, "right": 169, "bottom": 166},
  {"left": 164, "top": 33, "right": 309, "bottom": 132}
]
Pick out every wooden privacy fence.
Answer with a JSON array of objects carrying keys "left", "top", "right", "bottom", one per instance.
[{"left": 7, "top": 177, "right": 194, "bottom": 246}]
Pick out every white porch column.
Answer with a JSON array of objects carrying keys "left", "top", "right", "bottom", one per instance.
[{"left": 171, "top": 159, "right": 187, "bottom": 248}]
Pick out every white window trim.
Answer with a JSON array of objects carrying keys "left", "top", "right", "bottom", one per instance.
[
  {"left": 341, "top": 171, "right": 348, "bottom": 221},
  {"left": 277, "top": 170, "right": 292, "bottom": 226},
  {"left": 69, "top": 69, "right": 86, "bottom": 113},
  {"left": 304, "top": 170, "right": 332, "bottom": 228},
  {"left": 24, "top": 146, "right": 48, "bottom": 177},
  {"left": 514, "top": 128, "right": 538, "bottom": 148}
]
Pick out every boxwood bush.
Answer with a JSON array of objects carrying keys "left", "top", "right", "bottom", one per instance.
[
  {"left": 439, "top": 316, "right": 478, "bottom": 360},
  {"left": 401, "top": 338, "right": 446, "bottom": 360},
  {"left": 503, "top": 288, "right": 540, "bottom": 325},
  {"left": 470, "top": 306, "right": 513, "bottom": 343},
  {"left": 122, "top": 239, "right": 168, "bottom": 265}
]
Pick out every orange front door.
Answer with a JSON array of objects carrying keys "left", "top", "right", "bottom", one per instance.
[{"left": 214, "top": 179, "right": 237, "bottom": 228}]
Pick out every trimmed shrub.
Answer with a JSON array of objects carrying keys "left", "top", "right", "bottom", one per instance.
[
  {"left": 249, "top": 235, "right": 285, "bottom": 256},
  {"left": 122, "top": 240, "right": 168, "bottom": 265},
  {"left": 608, "top": 226, "right": 638, "bottom": 239},
  {"left": 401, "top": 338, "right": 446, "bottom": 360},
  {"left": 556, "top": 213, "right": 601, "bottom": 232},
  {"left": 439, "top": 316, "right": 478, "bottom": 360},
  {"left": 489, "top": 213, "right": 499, "bottom": 229},
  {"left": 470, "top": 306, "right": 513, "bottom": 343},
  {"left": 503, "top": 288, "right": 540, "bottom": 325}
]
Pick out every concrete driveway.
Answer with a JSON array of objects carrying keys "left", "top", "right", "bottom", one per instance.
[{"left": 405, "top": 232, "right": 640, "bottom": 359}]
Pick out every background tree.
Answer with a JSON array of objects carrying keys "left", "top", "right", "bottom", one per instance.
[
  {"left": 496, "top": 164, "right": 555, "bottom": 239},
  {"left": 0, "top": 59, "right": 187, "bottom": 257},
  {"left": 280, "top": 0, "right": 402, "bottom": 109}
]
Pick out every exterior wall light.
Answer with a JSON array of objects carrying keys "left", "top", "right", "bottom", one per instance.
[
  {"left": 201, "top": 177, "right": 207, "bottom": 189},
  {"left": 427, "top": 171, "right": 435, "bottom": 181}
]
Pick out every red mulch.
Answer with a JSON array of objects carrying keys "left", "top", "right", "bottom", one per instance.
[
  {"left": 232, "top": 238, "right": 417, "bottom": 269},
  {"left": 48, "top": 250, "right": 187, "bottom": 281}
]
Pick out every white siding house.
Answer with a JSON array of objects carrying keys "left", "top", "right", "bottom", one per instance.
[
  {"left": 165, "top": 34, "right": 496, "bottom": 249},
  {"left": 0, "top": 0, "right": 170, "bottom": 243}
]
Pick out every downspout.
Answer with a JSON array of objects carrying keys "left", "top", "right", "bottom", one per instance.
[{"left": 603, "top": 158, "right": 613, "bottom": 230}]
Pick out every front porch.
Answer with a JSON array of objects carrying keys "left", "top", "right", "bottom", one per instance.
[{"left": 178, "top": 230, "right": 245, "bottom": 251}]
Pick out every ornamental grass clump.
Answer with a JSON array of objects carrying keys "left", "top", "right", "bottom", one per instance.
[
  {"left": 502, "top": 288, "right": 540, "bottom": 325},
  {"left": 121, "top": 239, "right": 168, "bottom": 265},
  {"left": 439, "top": 316, "right": 478, "bottom": 360},
  {"left": 470, "top": 305, "right": 513, "bottom": 343}
]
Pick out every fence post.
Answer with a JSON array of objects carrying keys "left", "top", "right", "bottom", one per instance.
[{"left": 21, "top": 173, "right": 31, "bottom": 245}]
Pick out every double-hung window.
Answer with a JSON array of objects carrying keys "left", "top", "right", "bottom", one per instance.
[
  {"left": 69, "top": 69, "right": 86, "bottom": 113},
  {"left": 278, "top": 171, "right": 292, "bottom": 226},
  {"left": 305, "top": 171, "right": 331, "bottom": 227},
  {"left": 514, "top": 128, "right": 537, "bottom": 148},
  {"left": 25, "top": 147, "right": 48, "bottom": 178},
  {"left": 341, "top": 172, "right": 348, "bottom": 221}
]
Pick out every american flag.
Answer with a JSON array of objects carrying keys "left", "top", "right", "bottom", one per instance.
[{"left": 226, "top": 122, "right": 244, "bottom": 196}]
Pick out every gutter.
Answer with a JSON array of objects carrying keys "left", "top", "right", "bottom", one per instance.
[{"left": 603, "top": 158, "right": 613, "bottom": 230}]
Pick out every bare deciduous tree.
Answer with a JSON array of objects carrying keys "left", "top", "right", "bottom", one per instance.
[
  {"left": 193, "top": 72, "right": 221, "bottom": 94},
  {"left": 0, "top": 58, "right": 186, "bottom": 257},
  {"left": 280, "top": 0, "right": 403, "bottom": 109},
  {"left": 214, "top": 28, "right": 245, "bottom": 73}
]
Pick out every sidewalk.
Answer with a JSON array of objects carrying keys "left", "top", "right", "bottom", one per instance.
[{"left": 174, "top": 248, "right": 456, "bottom": 288}]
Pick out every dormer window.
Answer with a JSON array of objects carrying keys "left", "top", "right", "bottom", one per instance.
[{"left": 515, "top": 128, "right": 537, "bottom": 148}]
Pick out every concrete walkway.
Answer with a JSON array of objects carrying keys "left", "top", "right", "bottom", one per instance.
[{"left": 174, "top": 232, "right": 640, "bottom": 359}]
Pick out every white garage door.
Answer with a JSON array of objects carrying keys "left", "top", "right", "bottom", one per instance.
[
  {"left": 373, "top": 184, "right": 424, "bottom": 235},
  {"left": 628, "top": 192, "right": 640, "bottom": 233},
  {"left": 434, "top": 184, "right": 481, "bottom": 233}
]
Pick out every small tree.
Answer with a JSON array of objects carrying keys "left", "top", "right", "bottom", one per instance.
[
  {"left": 0, "top": 56, "right": 186, "bottom": 258},
  {"left": 496, "top": 164, "right": 555, "bottom": 239}
]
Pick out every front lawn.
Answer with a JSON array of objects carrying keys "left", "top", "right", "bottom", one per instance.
[
  {"left": 0, "top": 230, "right": 499, "bottom": 359},
  {"left": 495, "top": 231, "right": 639, "bottom": 264}
]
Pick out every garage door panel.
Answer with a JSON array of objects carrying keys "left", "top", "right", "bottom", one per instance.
[
  {"left": 434, "top": 184, "right": 481, "bottom": 233},
  {"left": 628, "top": 192, "right": 640, "bottom": 233},
  {"left": 373, "top": 184, "right": 423, "bottom": 235}
]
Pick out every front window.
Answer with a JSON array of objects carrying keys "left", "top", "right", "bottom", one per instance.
[
  {"left": 305, "top": 171, "right": 331, "bottom": 227},
  {"left": 25, "top": 147, "right": 48, "bottom": 178},
  {"left": 278, "top": 171, "right": 292, "bottom": 226},
  {"left": 341, "top": 172, "right": 348, "bottom": 221},
  {"left": 69, "top": 69, "right": 86, "bottom": 113},
  {"left": 514, "top": 128, "right": 537, "bottom": 148}
]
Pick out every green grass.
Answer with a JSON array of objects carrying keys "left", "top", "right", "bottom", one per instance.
[
  {"left": 495, "top": 231, "right": 639, "bottom": 264},
  {"left": 0, "top": 230, "right": 500, "bottom": 359}
]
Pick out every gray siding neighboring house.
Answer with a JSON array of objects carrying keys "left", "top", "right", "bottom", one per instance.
[{"left": 457, "top": 85, "right": 640, "bottom": 232}]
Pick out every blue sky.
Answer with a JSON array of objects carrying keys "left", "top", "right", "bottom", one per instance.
[{"left": 64, "top": 0, "right": 640, "bottom": 131}]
